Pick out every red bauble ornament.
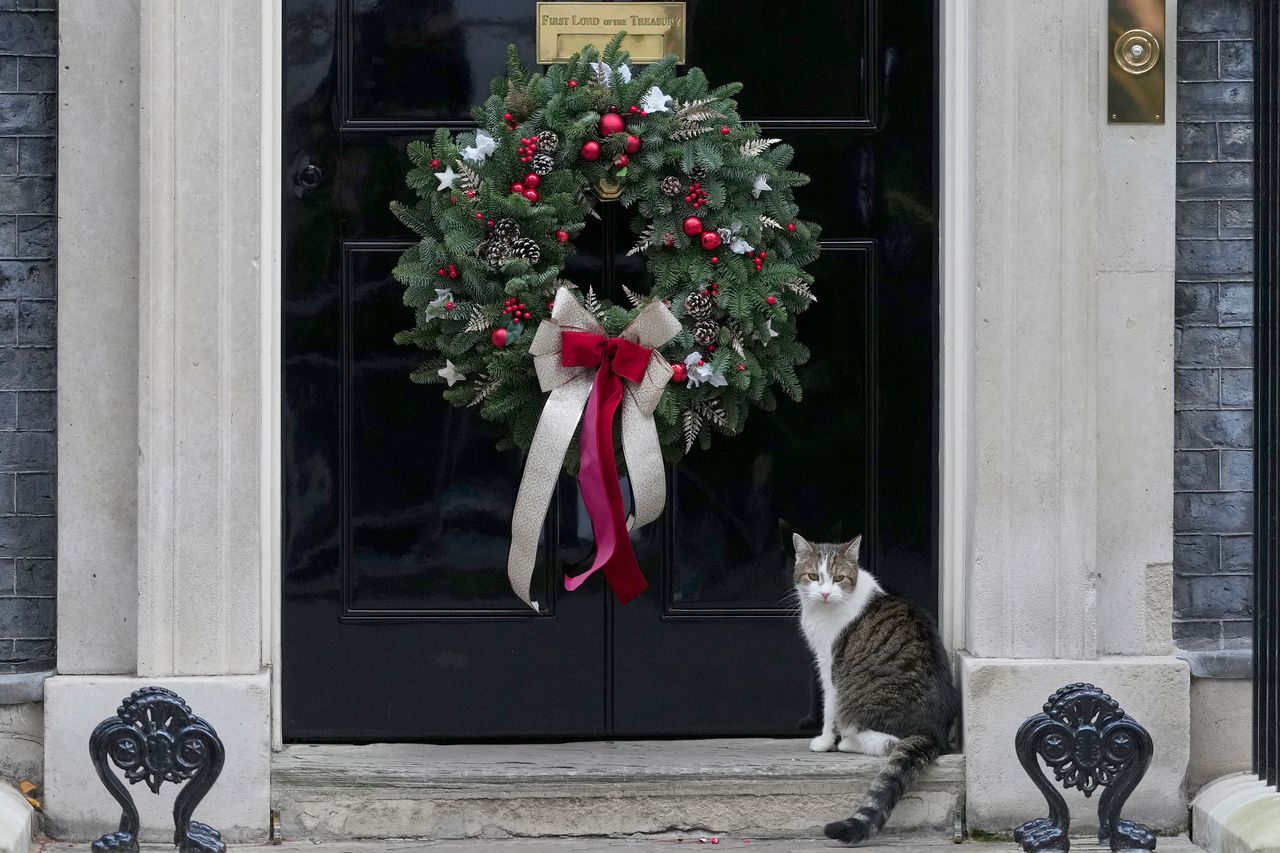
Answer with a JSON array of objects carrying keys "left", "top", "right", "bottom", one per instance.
[
  {"left": 682, "top": 216, "right": 703, "bottom": 236},
  {"left": 624, "top": 134, "right": 642, "bottom": 154},
  {"left": 613, "top": 154, "right": 629, "bottom": 168},
  {"left": 523, "top": 173, "right": 541, "bottom": 188},
  {"left": 491, "top": 328, "right": 508, "bottom": 348},
  {"left": 580, "top": 140, "right": 602, "bottom": 161},
  {"left": 555, "top": 229, "right": 569, "bottom": 243},
  {"left": 511, "top": 182, "right": 525, "bottom": 194},
  {"left": 599, "top": 112, "right": 626, "bottom": 136},
  {"left": 700, "top": 231, "right": 723, "bottom": 250},
  {"left": 671, "top": 363, "right": 688, "bottom": 383},
  {"left": 524, "top": 188, "right": 540, "bottom": 203}
]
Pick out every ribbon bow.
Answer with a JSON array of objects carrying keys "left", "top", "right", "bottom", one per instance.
[{"left": 508, "top": 287, "right": 681, "bottom": 608}]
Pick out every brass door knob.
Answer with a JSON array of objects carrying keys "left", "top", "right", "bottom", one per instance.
[{"left": 1114, "top": 29, "right": 1160, "bottom": 75}]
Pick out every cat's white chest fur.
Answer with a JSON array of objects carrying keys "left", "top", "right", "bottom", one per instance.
[{"left": 799, "top": 568, "right": 883, "bottom": 752}]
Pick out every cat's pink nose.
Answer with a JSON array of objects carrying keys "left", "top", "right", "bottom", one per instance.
[{"left": 821, "top": 591, "right": 831, "bottom": 601}]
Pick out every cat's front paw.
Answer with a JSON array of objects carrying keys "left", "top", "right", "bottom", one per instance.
[{"left": 809, "top": 733, "right": 837, "bottom": 752}]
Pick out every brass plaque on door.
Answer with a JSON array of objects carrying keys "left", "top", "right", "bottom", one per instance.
[
  {"left": 1108, "top": 0, "right": 1165, "bottom": 123},
  {"left": 536, "top": 3, "right": 687, "bottom": 64}
]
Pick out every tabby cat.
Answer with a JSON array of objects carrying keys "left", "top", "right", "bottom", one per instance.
[{"left": 793, "top": 533, "right": 958, "bottom": 845}]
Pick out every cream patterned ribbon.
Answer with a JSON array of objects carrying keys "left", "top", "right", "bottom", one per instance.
[{"left": 507, "top": 287, "right": 681, "bottom": 608}]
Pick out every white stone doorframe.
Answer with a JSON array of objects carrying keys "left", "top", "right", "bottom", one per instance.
[{"left": 47, "top": 0, "right": 1191, "bottom": 844}]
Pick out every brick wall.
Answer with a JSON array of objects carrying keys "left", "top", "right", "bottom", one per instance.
[
  {"left": 0, "top": 0, "right": 55, "bottom": 673},
  {"left": 1174, "top": 0, "right": 1255, "bottom": 650}
]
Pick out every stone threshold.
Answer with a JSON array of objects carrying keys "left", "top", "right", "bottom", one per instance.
[
  {"left": 271, "top": 738, "right": 965, "bottom": 842},
  {"left": 35, "top": 840, "right": 1204, "bottom": 852}
]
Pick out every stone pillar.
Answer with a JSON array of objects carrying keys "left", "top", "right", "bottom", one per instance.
[
  {"left": 46, "top": 1, "right": 270, "bottom": 841},
  {"left": 960, "top": 0, "right": 1188, "bottom": 834}
]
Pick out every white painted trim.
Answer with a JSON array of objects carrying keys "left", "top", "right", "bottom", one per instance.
[
  {"left": 939, "top": 0, "right": 975, "bottom": 656},
  {"left": 263, "top": 0, "right": 285, "bottom": 750}
]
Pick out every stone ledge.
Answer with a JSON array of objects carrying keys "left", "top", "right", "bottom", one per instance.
[
  {"left": 1193, "top": 773, "right": 1280, "bottom": 853},
  {"left": 1178, "top": 649, "right": 1252, "bottom": 680},
  {"left": 0, "top": 672, "right": 52, "bottom": 707}
]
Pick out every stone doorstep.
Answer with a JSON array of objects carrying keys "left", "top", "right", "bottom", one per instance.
[
  {"left": 33, "top": 840, "right": 1205, "bottom": 852},
  {"left": 1192, "top": 773, "right": 1280, "bottom": 853},
  {"left": 271, "top": 739, "right": 965, "bottom": 842}
]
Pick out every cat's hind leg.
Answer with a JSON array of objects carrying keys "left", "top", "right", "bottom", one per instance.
[
  {"left": 837, "top": 724, "right": 862, "bottom": 753},
  {"left": 847, "top": 729, "right": 900, "bottom": 756}
]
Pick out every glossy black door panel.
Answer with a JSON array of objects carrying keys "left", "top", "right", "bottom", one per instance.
[{"left": 283, "top": 0, "right": 937, "bottom": 740}]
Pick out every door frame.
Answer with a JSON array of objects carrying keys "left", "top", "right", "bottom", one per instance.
[{"left": 260, "top": 0, "right": 977, "bottom": 748}]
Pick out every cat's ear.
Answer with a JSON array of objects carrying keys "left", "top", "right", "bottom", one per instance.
[
  {"left": 792, "top": 532, "right": 813, "bottom": 556},
  {"left": 839, "top": 535, "right": 863, "bottom": 559}
]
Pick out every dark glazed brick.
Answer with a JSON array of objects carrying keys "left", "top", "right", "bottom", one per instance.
[
  {"left": 15, "top": 390, "right": 51, "bottom": 430},
  {"left": 11, "top": 639, "right": 52, "bottom": 665},
  {"left": 1174, "top": 574, "right": 1252, "bottom": 619},
  {"left": 1178, "top": 40, "right": 1218, "bottom": 80},
  {"left": 1177, "top": 326, "right": 1252, "bottom": 366},
  {"left": 1219, "top": 283, "right": 1253, "bottom": 325},
  {"left": 0, "top": 260, "right": 53, "bottom": 297},
  {"left": 0, "top": 300, "right": 14, "bottom": 343},
  {"left": 0, "top": 515, "right": 54, "bottom": 559},
  {"left": 0, "top": 138, "right": 14, "bottom": 175},
  {"left": 1176, "top": 450, "right": 1218, "bottom": 489},
  {"left": 1173, "top": 620, "right": 1221, "bottom": 650},
  {"left": 0, "top": 597, "right": 52, "bottom": 638},
  {"left": 0, "top": 431, "right": 54, "bottom": 470},
  {"left": 1220, "top": 450, "right": 1252, "bottom": 490},
  {"left": 1177, "top": 239, "right": 1253, "bottom": 278},
  {"left": 1178, "top": 162, "right": 1252, "bottom": 200},
  {"left": 1175, "top": 534, "right": 1219, "bottom": 575},
  {"left": 1221, "top": 369, "right": 1254, "bottom": 407},
  {"left": 1177, "top": 202, "right": 1218, "bottom": 239},
  {"left": 1178, "top": 82, "right": 1252, "bottom": 120},
  {"left": 0, "top": 174, "right": 52, "bottom": 210},
  {"left": 1222, "top": 620, "right": 1253, "bottom": 648},
  {"left": 0, "top": 216, "right": 12, "bottom": 256},
  {"left": 1174, "top": 492, "right": 1253, "bottom": 534},
  {"left": 0, "top": 393, "right": 14, "bottom": 430},
  {"left": 1222, "top": 535, "right": 1253, "bottom": 572},
  {"left": 1175, "top": 368, "right": 1217, "bottom": 409},
  {"left": 0, "top": 93, "right": 53, "bottom": 134},
  {"left": 0, "top": 345, "right": 52, "bottom": 387},
  {"left": 1176, "top": 281, "right": 1217, "bottom": 323},
  {"left": 0, "top": 472, "right": 12, "bottom": 513},
  {"left": 1219, "top": 200, "right": 1253, "bottom": 237},
  {"left": 1177, "top": 122, "right": 1216, "bottom": 160},
  {"left": 1219, "top": 122, "right": 1254, "bottom": 160},
  {"left": 1178, "top": 0, "right": 1252, "bottom": 39},
  {"left": 14, "top": 557, "right": 50, "bottom": 595},
  {"left": 16, "top": 56, "right": 52, "bottom": 92},
  {"left": 1176, "top": 410, "right": 1254, "bottom": 448},
  {"left": 15, "top": 0, "right": 54, "bottom": 10},
  {"left": 17, "top": 137, "right": 52, "bottom": 176},
  {"left": 15, "top": 215, "right": 50, "bottom": 257},
  {"left": 0, "top": 560, "right": 12, "bottom": 594},
  {"left": 0, "top": 14, "right": 55, "bottom": 56},
  {"left": 14, "top": 472, "right": 50, "bottom": 514},
  {"left": 0, "top": 57, "right": 13, "bottom": 92},
  {"left": 1219, "top": 41, "right": 1253, "bottom": 80},
  {"left": 17, "top": 299, "right": 52, "bottom": 344}
]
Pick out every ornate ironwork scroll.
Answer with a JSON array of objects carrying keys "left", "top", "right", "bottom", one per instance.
[
  {"left": 1013, "top": 683, "right": 1155, "bottom": 853},
  {"left": 89, "top": 687, "right": 226, "bottom": 853}
]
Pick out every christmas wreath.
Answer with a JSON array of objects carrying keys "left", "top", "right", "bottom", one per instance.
[{"left": 392, "top": 35, "right": 821, "bottom": 607}]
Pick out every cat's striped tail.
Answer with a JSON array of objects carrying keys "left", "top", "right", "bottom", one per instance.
[{"left": 822, "top": 733, "right": 940, "bottom": 845}]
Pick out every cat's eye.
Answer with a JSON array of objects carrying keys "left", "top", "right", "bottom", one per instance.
[
  {"left": 833, "top": 575, "right": 848, "bottom": 582},
  {"left": 804, "top": 572, "right": 819, "bottom": 581}
]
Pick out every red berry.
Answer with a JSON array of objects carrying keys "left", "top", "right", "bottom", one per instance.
[
  {"left": 760, "top": 251, "right": 768, "bottom": 258},
  {"left": 450, "top": 196, "right": 457, "bottom": 204},
  {"left": 720, "top": 126, "right": 730, "bottom": 135},
  {"left": 640, "top": 110, "right": 647, "bottom": 117},
  {"left": 430, "top": 159, "right": 440, "bottom": 168},
  {"left": 787, "top": 223, "right": 796, "bottom": 232},
  {"left": 523, "top": 311, "right": 531, "bottom": 319},
  {"left": 614, "top": 154, "right": 629, "bottom": 167},
  {"left": 466, "top": 190, "right": 476, "bottom": 197},
  {"left": 555, "top": 229, "right": 569, "bottom": 243},
  {"left": 671, "top": 363, "right": 687, "bottom": 382},
  {"left": 512, "top": 316, "right": 520, "bottom": 324},
  {"left": 710, "top": 256, "right": 719, "bottom": 264},
  {"left": 736, "top": 363, "right": 745, "bottom": 372},
  {"left": 449, "top": 269, "right": 458, "bottom": 279},
  {"left": 580, "top": 140, "right": 602, "bottom": 161},
  {"left": 683, "top": 216, "right": 703, "bottom": 236},
  {"left": 445, "top": 301, "right": 455, "bottom": 311},
  {"left": 767, "top": 295, "right": 777, "bottom": 305},
  {"left": 474, "top": 212, "right": 483, "bottom": 219},
  {"left": 624, "top": 134, "right": 642, "bottom": 154},
  {"left": 629, "top": 105, "right": 638, "bottom": 113},
  {"left": 437, "top": 268, "right": 446, "bottom": 276},
  {"left": 491, "top": 328, "right": 508, "bottom": 348},
  {"left": 511, "top": 182, "right": 525, "bottom": 194},
  {"left": 568, "top": 79, "right": 578, "bottom": 88},
  {"left": 697, "top": 359, "right": 705, "bottom": 366},
  {"left": 524, "top": 173, "right": 541, "bottom": 188},
  {"left": 521, "top": 137, "right": 530, "bottom": 145},
  {"left": 524, "top": 188, "right": 540, "bottom": 203},
  {"left": 504, "top": 113, "right": 513, "bottom": 121}
]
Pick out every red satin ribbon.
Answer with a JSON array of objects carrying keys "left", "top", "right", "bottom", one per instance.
[{"left": 559, "top": 329, "right": 653, "bottom": 603}]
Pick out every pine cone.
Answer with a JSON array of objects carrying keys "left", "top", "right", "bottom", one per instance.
[
  {"left": 530, "top": 152, "right": 556, "bottom": 176},
  {"left": 493, "top": 218, "right": 521, "bottom": 239},
  {"left": 505, "top": 81, "right": 537, "bottom": 119},
  {"left": 535, "top": 130, "right": 560, "bottom": 152},
  {"left": 481, "top": 239, "right": 513, "bottom": 268},
  {"left": 509, "top": 237, "right": 542, "bottom": 265},
  {"left": 661, "top": 176, "right": 683, "bottom": 196},
  {"left": 684, "top": 291, "right": 712, "bottom": 318},
  {"left": 692, "top": 319, "right": 719, "bottom": 347}
]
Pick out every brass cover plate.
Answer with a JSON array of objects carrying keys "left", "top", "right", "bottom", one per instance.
[
  {"left": 536, "top": 3, "right": 687, "bottom": 64},
  {"left": 1108, "top": 0, "right": 1165, "bottom": 123}
]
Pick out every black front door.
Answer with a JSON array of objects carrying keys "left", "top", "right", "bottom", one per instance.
[{"left": 282, "top": 0, "right": 938, "bottom": 741}]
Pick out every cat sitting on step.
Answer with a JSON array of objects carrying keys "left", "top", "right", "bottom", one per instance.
[{"left": 792, "top": 533, "right": 958, "bottom": 846}]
